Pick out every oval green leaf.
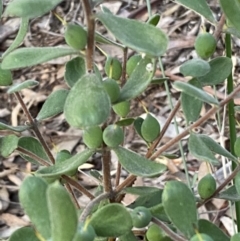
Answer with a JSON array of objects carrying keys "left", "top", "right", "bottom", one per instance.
[
  {"left": 175, "top": 0, "right": 216, "bottom": 24},
  {"left": 189, "top": 133, "right": 219, "bottom": 165},
  {"left": 219, "top": 0, "right": 240, "bottom": 33},
  {"left": 47, "top": 181, "right": 78, "bottom": 241},
  {"left": 18, "top": 136, "right": 50, "bottom": 164},
  {"left": 36, "top": 89, "right": 69, "bottom": 121},
  {"left": 162, "top": 180, "right": 197, "bottom": 238},
  {"left": 8, "top": 80, "right": 39, "bottom": 93},
  {"left": 19, "top": 176, "right": 51, "bottom": 240},
  {"left": 198, "top": 219, "right": 230, "bottom": 241},
  {"left": 64, "top": 73, "right": 111, "bottom": 128},
  {"left": 90, "top": 203, "right": 133, "bottom": 237},
  {"left": 36, "top": 149, "right": 94, "bottom": 177},
  {"left": 217, "top": 185, "right": 240, "bottom": 202},
  {"left": 9, "top": 227, "right": 41, "bottom": 241},
  {"left": 0, "top": 134, "right": 18, "bottom": 157},
  {"left": 181, "top": 78, "right": 202, "bottom": 123},
  {"left": 113, "top": 147, "right": 166, "bottom": 177},
  {"left": 3, "top": 17, "right": 29, "bottom": 58},
  {"left": 173, "top": 81, "right": 219, "bottom": 105},
  {"left": 198, "top": 134, "right": 237, "bottom": 161},
  {"left": 180, "top": 59, "right": 210, "bottom": 77},
  {"left": 4, "top": 0, "right": 63, "bottom": 19},
  {"left": 96, "top": 12, "right": 168, "bottom": 57},
  {"left": 119, "top": 57, "right": 154, "bottom": 101},
  {"left": 198, "top": 57, "right": 233, "bottom": 86},
  {"left": 1, "top": 47, "right": 78, "bottom": 70}
]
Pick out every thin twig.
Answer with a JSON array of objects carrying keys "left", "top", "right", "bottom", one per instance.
[
  {"left": 81, "top": 0, "right": 95, "bottom": 71},
  {"left": 213, "top": 14, "right": 226, "bottom": 40},
  {"left": 14, "top": 92, "right": 55, "bottom": 164},
  {"left": 79, "top": 192, "right": 111, "bottom": 222},
  {"left": 64, "top": 182, "right": 80, "bottom": 209},
  {"left": 62, "top": 175, "right": 95, "bottom": 200}
]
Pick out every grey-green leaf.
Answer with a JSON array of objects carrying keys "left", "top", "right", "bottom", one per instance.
[
  {"left": 217, "top": 185, "right": 240, "bottom": 202},
  {"left": 47, "top": 181, "right": 78, "bottom": 241},
  {"left": 173, "top": 81, "right": 219, "bottom": 105},
  {"left": 19, "top": 176, "right": 51, "bottom": 240},
  {"left": 198, "top": 134, "right": 237, "bottom": 161},
  {"left": 9, "top": 227, "right": 41, "bottom": 241},
  {"left": 36, "top": 149, "right": 94, "bottom": 177},
  {"left": 36, "top": 89, "right": 69, "bottom": 121},
  {"left": 0, "top": 135, "right": 19, "bottom": 157},
  {"left": 119, "top": 58, "right": 154, "bottom": 101},
  {"left": 90, "top": 203, "right": 133, "bottom": 237},
  {"left": 0, "top": 63, "right": 12, "bottom": 86},
  {"left": 198, "top": 219, "right": 230, "bottom": 241},
  {"left": 3, "top": 17, "right": 29, "bottom": 57},
  {"left": 2, "top": 47, "right": 78, "bottom": 70},
  {"left": 8, "top": 80, "right": 39, "bottom": 93},
  {"left": 4, "top": 0, "right": 63, "bottom": 19},
  {"left": 162, "top": 180, "right": 198, "bottom": 238},
  {"left": 189, "top": 133, "right": 220, "bottom": 165},
  {"left": 180, "top": 59, "right": 210, "bottom": 77},
  {"left": 174, "top": 0, "right": 216, "bottom": 24},
  {"left": 219, "top": 0, "right": 240, "bottom": 34},
  {"left": 96, "top": 12, "right": 168, "bottom": 57},
  {"left": 181, "top": 78, "right": 202, "bottom": 123},
  {"left": 113, "top": 147, "right": 166, "bottom": 177},
  {"left": 18, "top": 136, "right": 50, "bottom": 164},
  {"left": 198, "top": 57, "right": 233, "bottom": 86},
  {"left": 0, "top": 122, "right": 30, "bottom": 132},
  {"left": 64, "top": 56, "right": 86, "bottom": 87},
  {"left": 119, "top": 231, "right": 138, "bottom": 241}
]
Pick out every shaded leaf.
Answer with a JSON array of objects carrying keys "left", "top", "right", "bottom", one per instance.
[
  {"left": 119, "top": 58, "right": 154, "bottom": 101},
  {"left": 180, "top": 59, "right": 210, "bottom": 77},
  {"left": 96, "top": 12, "right": 168, "bottom": 57},
  {"left": 64, "top": 56, "right": 86, "bottom": 87},
  {"left": 235, "top": 172, "right": 240, "bottom": 195},
  {"left": 219, "top": 0, "right": 240, "bottom": 34},
  {"left": 3, "top": 17, "right": 29, "bottom": 57},
  {"left": 198, "top": 219, "right": 230, "bottom": 241},
  {"left": 115, "top": 118, "right": 135, "bottom": 126},
  {"left": 149, "top": 203, "right": 170, "bottom": 222},
  {"left": 0, "top": 122, "right": 30, "bottom": 132},
  {"left": 113, "top": 147, "right": 166, "bottom": 177},
  {"left": 181, "top": 78, "right": 202, "bottom": 123},
  {"left": 0, "top": 135, "right": 18, "bottom": 157},
  {"left": 119, "top": 231, "right": 138, "bottom": 241},
  {"left": 47, "top": 181, "right": 78, "bottom": 241},
  {"left": 174, "top": 0, "right": 215, "bottom": 23},
  {"left": 217, "top": 185, "right": 240, "bottom": 202},
  {"left": 147, "top": 14, "right": 161, "bottom": 26},
  {"left": 18, "top": 136, "right": 50, "bottom": 164},
  {"left": 189, "top": 133, "right": 220, "bottom": 165},
  {"left": 173, "top": 81, "right": 219, "bottom": 105},
  {"left": 36, "top": 149, "right": 94, "bottom": 177},
  {"left": 9, "top": 227, "right": 40, "bottom": 241},
  {"left": 134, "top": 117, "right": 144, "bottom": 138},
  {"left": 162, "top": 181, "right": 197, "bottom": 238},
  {"left": 4, "top": 0, "right": 63, "bottom": 19},
  {"left": 95, "top": 31, "right": 124, "bottom": 48},
  {"left": 7, "top": 80, "right": 39, "bottom": 93},
  {"left": 198, "top": 57, "right": 233, "bottom": 86},
  {"left": 151, "top": 77, "right": 168, "bottom": 85},
  {"left": 19, "top": 176, "right": 51, "bottom": 240},
  {"left": 36, "top": 89, "right": 69, "bottom": 121},
  {"left": 124, "top": 186, "right": 161, "bottom": 196},
  {"left": 90, "top": 203, "right": 133, "bottom": 237},
  {"left": 2, "top": 47, "right": 78, "bottom": 70},
  {"left": 198, "top": 134, "right": 237, "bottom": 161}
]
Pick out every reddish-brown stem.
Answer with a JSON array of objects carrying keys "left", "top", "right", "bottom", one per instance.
[
  {"left": 64, "top": 182, "right": 80, "bottom": 209},
  {"left": 81, "top": 0, "right": 95, "bottom": 71},
  {"left": 62, "top": 175, "right": 95, "bottom": 200},
  {"left": 102, "top": 146, "right": 113, "bottom": 194},
  {"left": 14, "top": 92, "right": 55, "bottom": 164}
]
